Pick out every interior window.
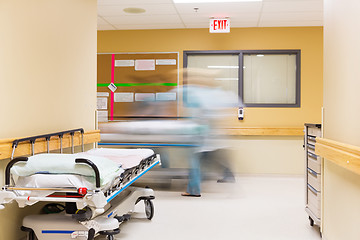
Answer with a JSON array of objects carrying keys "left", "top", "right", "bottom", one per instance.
[{"left": 184, "top": 50, "right": 301, "bottom": 108}]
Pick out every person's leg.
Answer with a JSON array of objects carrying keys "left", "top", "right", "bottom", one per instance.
[
  {"left": 183, "top": 151, "right": 201, "bottom": 197},
  {"left": 217, "top": 167, "right": 235, "bottom": 183},
  {"left": 218, "top": 149, "right": 235, "bottom": 183},
  {"left": 209, "top": 148, "right": 236, "bottom": 183}
]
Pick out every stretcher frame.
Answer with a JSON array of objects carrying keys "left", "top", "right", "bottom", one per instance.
[{"left": 0, "top": 129, "right": 161, "bottom": 240}]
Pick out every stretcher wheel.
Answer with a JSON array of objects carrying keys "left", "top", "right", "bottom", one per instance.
[
  {"left": 107, "top": 235, "right": 114, "bottom": 240},
  {"left": 309, "top": 216, "right": 314, "bottom": 226},
  {"left": 21, "top": 226, "right": 35, "bottom": 240},
  {"left": 144, "top": 199, "right": 154, "bottom": 220},
  {"left": 28, "top": 231, "right": 36, "bottom": 240}
]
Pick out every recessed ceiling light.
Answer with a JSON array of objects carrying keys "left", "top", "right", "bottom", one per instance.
[
  {"left": 173, "top": 0, "right": 261, "bottom": 3},
  {"left": 123, "top": 7, "right": 146, "bottom": 14}
]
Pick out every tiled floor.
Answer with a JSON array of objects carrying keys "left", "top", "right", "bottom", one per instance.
[{"left": 98, "top": 175, "right": 322, "bottom": 240}]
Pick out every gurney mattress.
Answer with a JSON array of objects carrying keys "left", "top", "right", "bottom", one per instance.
[{"left": 11, "top": 148, "right": 155, "bottom": 189}]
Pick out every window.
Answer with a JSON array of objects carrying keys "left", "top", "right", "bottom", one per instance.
[
  {"left": 240, "top": 50, "right": 300, "bottom": 107},
  {"left": 185, "top": 52, "right": 239, "bottom": 95},
  {"left": 184, "top": 50, "right": 301, "bottom": 107}
]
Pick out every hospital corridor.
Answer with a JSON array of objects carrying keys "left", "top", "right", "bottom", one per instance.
[
  {"left": 1, "top": 0, "right": 360, "bottom": 239},
  {"left": 100, "top": 176, "right": 322, "bottom": 240}
]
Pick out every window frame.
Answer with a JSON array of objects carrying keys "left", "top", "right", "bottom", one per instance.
[
  {"left": 240, "top": 50, "right": 301, "bottom": 108},
  {"left": 183, "top": 49, "right": 301, "bottom": 108}
]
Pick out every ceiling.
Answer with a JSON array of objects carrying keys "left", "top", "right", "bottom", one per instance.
[{"left": 97, "top": 0, "right": 323, "bottom": 31}]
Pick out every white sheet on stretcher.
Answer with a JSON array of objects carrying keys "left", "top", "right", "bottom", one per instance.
[
  {"left": 15, "top": 174, "right": 97, "bottom": 197},
  {"left": 84, "top": 148, "right": 154, "bottom": 169},
  {"left": 11, "top": 148, "right": 155, "bottom": 191}
]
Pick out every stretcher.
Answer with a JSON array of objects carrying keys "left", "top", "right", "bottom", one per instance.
[
  {"left": 99, "top": 119, "right": 208, "bottom": 146},
  {"left": 0, "top": 129, "right": 160, "bottom": 240},
  {"left": 98, "top": 119, "right": 229, "bottom": 177},
  {"left": 99, "top": 120, "right": 207, "bottom": 180}
]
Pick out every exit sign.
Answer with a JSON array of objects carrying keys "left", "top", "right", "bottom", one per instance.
[{"left": 209, "top": 18, "right": 230, "bottom": 33}]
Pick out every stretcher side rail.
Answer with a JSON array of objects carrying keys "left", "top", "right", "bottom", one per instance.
[
  {"left": 4, "top": 156, "right": 100, "bottom": 193},
  {"left": 104, "top": 154, "right": 158, "bottom": 199},
  {"left": 75, "top": 158, "right": 101, "bottom": 189},
  {"left": 11, "top": 128, "right": 85, "bottom": 159},
  {"left": 5, "top": 156, "right": 28, "bottom": 186}
]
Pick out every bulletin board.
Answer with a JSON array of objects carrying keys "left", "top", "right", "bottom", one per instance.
[{"left": 97, "top": 52, "right": 179, "bottom": 121}]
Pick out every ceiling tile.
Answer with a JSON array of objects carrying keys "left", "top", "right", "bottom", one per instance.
[
  {"left": 228, "top": 13, "right": 260, "bottom": 22},
  {"left": 180, "top": 12, "right": 259, "bottom": 23},
  {"left": 97, "top": 0, "right": 324, "bottom": 30},
  {"left": 113, "top": 24, "right": 185, "bottom": 30},
  {"left": 103, "top": 14, "right": 183, "bottom": 25},
  {"left": 98, "top": 0, "right": 173, "bottom": 6},
  {"left": 262, "top": 1, "right": 323, "bottom": 12},
  {"left": 260, "top": 11, "right": 323, "bottom": 22},
  {"left": 98, "top": 4, "right": 178, "bottom": 17},
  {"left": 258, "top": 20, "right": 323, "bottom": 27},
  {"left": 174, "top": 2, "right": 262, "bottom": 16}
]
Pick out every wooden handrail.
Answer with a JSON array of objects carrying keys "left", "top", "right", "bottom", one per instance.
[
  {"left": 223, "top": 127, "right": 304, "bottom": 136},
  {"left": 315, "top": 138, "right": 360, "bottom": 176},
  {"left": 0, "top": 130, "right": 100, "bottom": 160}
]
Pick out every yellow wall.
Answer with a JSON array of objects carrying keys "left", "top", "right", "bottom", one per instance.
[
  {"left": 226, "top": 136, "right": 304, "bottom": 174},
  {"left": 0, "top": 0, "right": 97, "bottom": 239},
  {"left": 156, "top": 136, "right": 304, "bottom": 175},
  {"left": 97, "top": 27, "right": 322, "bottom": 175},
  {"left": 0, "top": 0, "right": 97, "bottom": 139},
  {"left": 323, "top": 0, "right": 360, "bottom": 239},
  {"left": 98, "top": 27, "right": 323, "bottom": 128}
]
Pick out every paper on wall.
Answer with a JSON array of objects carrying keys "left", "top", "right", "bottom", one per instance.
[
  {"left": 97, "top": 92, "right": 110, "bottom": 97},
  {"left": 97, "top": 111, "right": 108, "bottom": 122},
  {"left": 115, "top": 60, "right": 135, "bottom": 67},
  {"left": 135, "top": 93, "right": 155, "bottom": 101},
  {"left": 114, "top": 92, "right": 134, "bottom": 102},
  {"left": 156, "top": 59, "right": 177, "bottom": 65},
  {"left": 156, "top": 92, "right": 177, "bottom": 101},
  {"left": 135, "top": 60, "right": 155, "bottom": 71},
  {"left": 97, "top": 97, "right": 108, "bottom": 110}
]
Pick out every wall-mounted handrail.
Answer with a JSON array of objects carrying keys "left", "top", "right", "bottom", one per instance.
[{"left": 315, "top": 137, "right": 360, "bottom": 176}]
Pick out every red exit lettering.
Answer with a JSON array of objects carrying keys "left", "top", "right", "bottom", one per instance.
[
  {"left": 213, "top": 19, "right": 227, "bottom": 31},
  {"left": 210, "top": 18, "right": 230, "bottom": 33}
]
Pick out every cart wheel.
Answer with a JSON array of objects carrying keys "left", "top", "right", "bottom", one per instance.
[
  {"left": 309, "top": 216, "right": 314, "bottom": 226},
  {"left": 107, "top": 235, "right": 114, "bottom": 240},
  {"left": 144, "top": 199, "right": 154, "bottom": 220}
]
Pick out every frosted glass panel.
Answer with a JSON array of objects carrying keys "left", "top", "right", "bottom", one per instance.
[
  {"left": 243, "top": 54, "right": 297, "bottom": 104},
  {"left": 187, "top": 54, "right": 238, "bottom": 94}
]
